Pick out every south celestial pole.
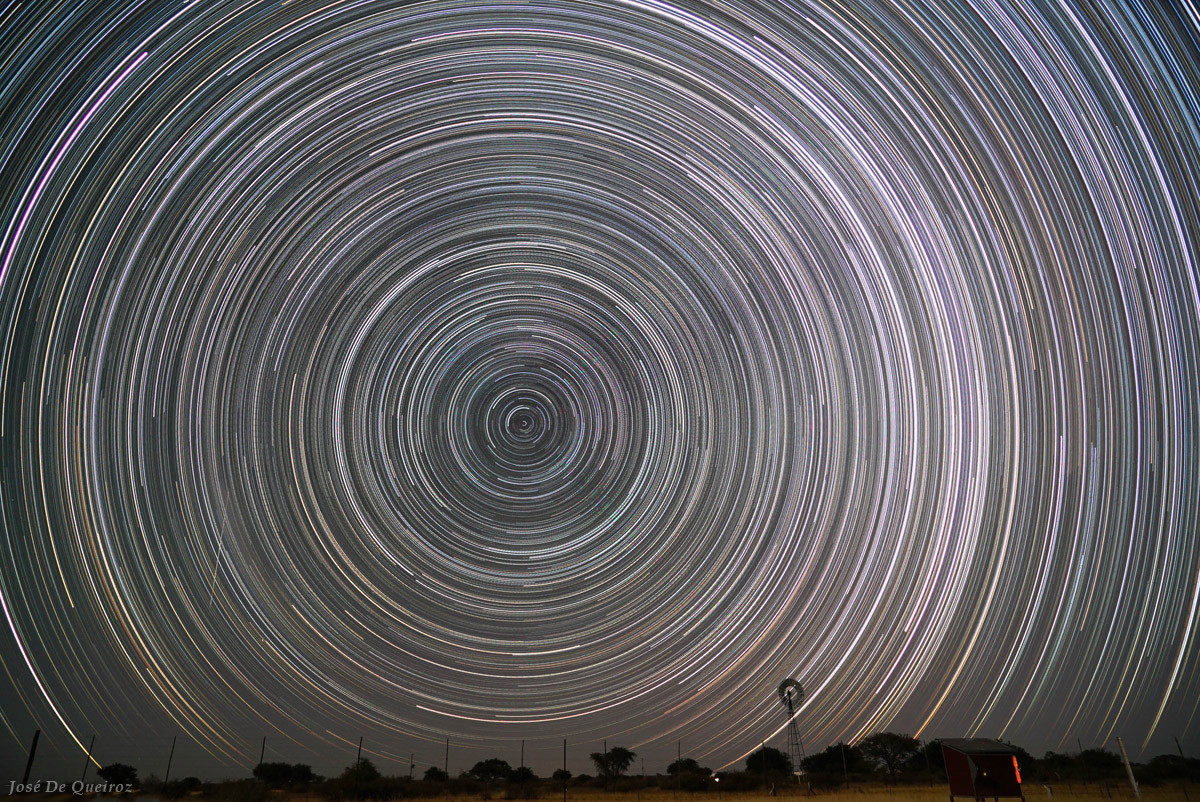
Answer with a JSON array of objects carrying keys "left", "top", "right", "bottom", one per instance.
[{"left": 1, "top": 0, "right": 1198, "bottom": 779}]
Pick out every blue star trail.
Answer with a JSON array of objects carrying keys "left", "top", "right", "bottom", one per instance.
[{"left": 1, "top": 0, "right": 1198, "bottom": 779}]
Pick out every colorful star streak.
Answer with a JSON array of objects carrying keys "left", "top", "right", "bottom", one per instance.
[{"left": 1, "top": 0, "right": 1198, "bottom": 780}]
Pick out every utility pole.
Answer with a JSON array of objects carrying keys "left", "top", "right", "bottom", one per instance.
[{"left": 165, "top": 736, "right": 177, "bottom": 783}]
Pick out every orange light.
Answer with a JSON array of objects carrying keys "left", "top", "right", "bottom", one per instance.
[{"left": 1012, "top": 756, "right": 1022, "bottom": 784}]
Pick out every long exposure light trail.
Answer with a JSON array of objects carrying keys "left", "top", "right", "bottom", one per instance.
[{"left": 1, "top": 0, "right": 1197, "bottom": 779}]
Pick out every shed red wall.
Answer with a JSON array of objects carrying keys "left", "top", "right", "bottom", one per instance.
[
  {"left": 942, "top": 745, "right": 1023, "bottom": 799},
  {"left": 970, "top": 754, "right": 1022, "bottom": 797},
  {"left": 945, "top": 750, "right": 975, "bottom": 795}
]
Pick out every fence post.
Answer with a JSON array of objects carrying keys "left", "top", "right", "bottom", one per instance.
[
  {"left": 1116, "top": 738, "right": 1139, "bottom": 798},
  {"left": 22, "top": 730, "right": 40, "bottom": 784},
  {"left": 81, "top": 735, "right": 96, "bottom": 782}
]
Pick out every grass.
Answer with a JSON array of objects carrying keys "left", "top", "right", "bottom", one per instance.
[
  {"left": 305, "top": 785, "right": 1189, "bottom": 802},
  {"left": 502, "top": 788, "right": 1194, "bottom": 802}
]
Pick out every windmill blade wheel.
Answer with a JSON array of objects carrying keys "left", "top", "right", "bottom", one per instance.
[{"left": 777, "top": 678, "right": 803, "bottom": 708}]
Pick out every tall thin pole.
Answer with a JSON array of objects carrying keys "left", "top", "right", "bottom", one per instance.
[
  {"left": 445, "top": 737, "right": 450, "bottom": 776},
  {"left": 22, "top": 730, "right": 40, "bottom": 784},
  {"left": 677, "top": 741, "right": 681, "bottom": 798},
  {"left": 521, "top": 740, "right": 525, "bottom": 768},
  {"left": 354, "top": 737, "right": 363, "bottom": 798},
  {"left": 410, "top": 753, "right": 414, "bottom": 780},
  {"left": 798, "top": 731, "right": 809, "bottom": 795},
  {"left": 840, "top": 743, "right": 847, "bottom": 785},
  {"left": 81, "top": 735, "right": 96, "bottom": 782},
  {"left": 1174, "top": 737, "right": 1190, "bottom": 801},
  {"left": 165, "top": 736, "right": 177, "bottom": 783},
  {"left": 259, "top": 736, "right": 266, "bottom": 770},
  {"left": 563, "top": 739, "right": 568, "bottom": 802},
  {"left": 1116, "top": 737, "right": 1140, "bottom": 798}
]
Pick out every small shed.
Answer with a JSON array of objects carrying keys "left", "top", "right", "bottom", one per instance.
[{"left": 941, "top": 739, "right": 1024, "bottom": 801}]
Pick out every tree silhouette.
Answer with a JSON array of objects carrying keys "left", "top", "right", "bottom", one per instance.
[
  {"left": 800, "top": 743, "right": 861, "bottom": 788},
  {"left": 253, "top": 762, "right": 316, "bottom": 788},
  {"left": 802, "top": 743, "right": 860, "bottom": 774},
  {"left": 423, "top": 767, "right": 449, "bottom": 782},
  {"left": 340, "top": 758, "right": 380, "bottom": 783},
  {"left": 590, "top": 747, "right": 637, "bottom": 779},
  {"left": 746, "top": 746, "right": 791, "bottom": 775},
  {"left": 160, "top": 777, "right": 202, "bottom": 799},
  {"left": 97, "top": 763, "right": 139, "bottom": 787},
  {"left": 668, "top": 758, "right": 709, "bottom": 776},
  {"left": 858, "top": 733, "right": 920, "bottom": 783},
  {"left": 291, "top": 764, "right": 316, "bottom": 785},
  {"left": 470, "top": 758, "right": 514, "bottom": 784}
]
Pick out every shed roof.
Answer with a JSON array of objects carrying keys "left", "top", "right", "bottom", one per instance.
[{"left": 940, "top": 738, "right": 1020, "bottom": 755}]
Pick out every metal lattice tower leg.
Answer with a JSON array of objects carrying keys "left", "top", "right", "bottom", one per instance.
[
  {"left": 784, "top": 695, "right": 803, "bottom": 778},
  {"left": 777, "top": 679, "right": 806, "bottom": 780}
]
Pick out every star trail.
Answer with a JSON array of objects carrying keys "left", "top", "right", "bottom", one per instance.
[{"left": 1, "top": 0, "right": 1198, "bottom": 780}]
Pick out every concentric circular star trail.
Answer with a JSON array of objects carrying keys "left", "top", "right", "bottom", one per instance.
[{"left": 1, "top": 0, "right": 1198, "bottom": 777}]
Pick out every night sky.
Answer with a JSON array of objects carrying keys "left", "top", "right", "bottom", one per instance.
[{"left": 2, "top": 0, "right": 1199, "bottom": 784}]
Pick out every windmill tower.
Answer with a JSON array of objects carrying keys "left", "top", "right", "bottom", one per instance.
[{"left": 777, "top": 679, "right": 805, "bottom": 777}]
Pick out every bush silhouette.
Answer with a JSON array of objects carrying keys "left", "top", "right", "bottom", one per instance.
[{"left": 97, "top": 763, "right": 139, "bottom": 787}]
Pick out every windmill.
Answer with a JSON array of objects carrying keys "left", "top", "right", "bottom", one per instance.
[{"left": 777, "top": 679, "right": 806, "bottom": 777}]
